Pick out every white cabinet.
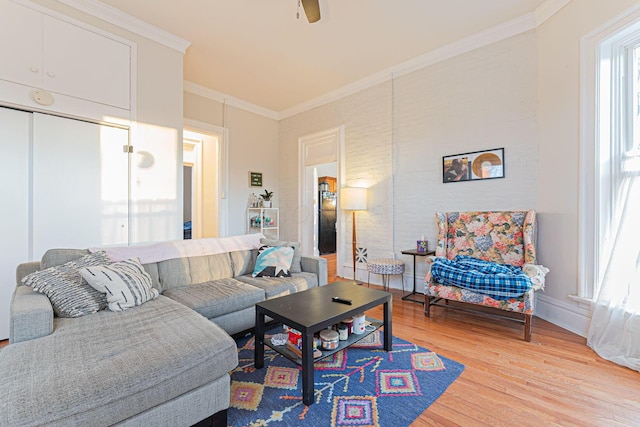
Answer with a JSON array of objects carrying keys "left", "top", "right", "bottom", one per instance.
[
  {"left": 0, "top": 107, "right": 31, "bottom": 341},
  {"left": 0, "top": 107, "right": 130, "bottom": 340},
  {"left": 0, "top": 0, "right": 131, "bottom": 110},
  {"left": 248, "top": 208, "right": 279, "bottom": 239},
  {"left": 0, "top": 1, "right": 42, "bottom": 88},
  {"left": 31, "top": 113, "right": 129, "bottom": 257}
]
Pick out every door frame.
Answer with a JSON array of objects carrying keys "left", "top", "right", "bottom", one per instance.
[
  {"left": 298, "top": 126, "right": 345, "bottom": 270},
  {"left": 183, "top": 119, "right": 229, "bottom": 237}
]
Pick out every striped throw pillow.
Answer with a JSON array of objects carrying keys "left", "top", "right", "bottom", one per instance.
[
  {"left": 22, "top": 251, "right": 111, "bottom": 318},
  {"left": 79, "top": 258, "right": 159, "bottom": 312}
]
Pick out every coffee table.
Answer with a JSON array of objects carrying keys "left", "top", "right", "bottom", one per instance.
[{"left": 254, "top": 281, "right": 392, "bottom": 406}]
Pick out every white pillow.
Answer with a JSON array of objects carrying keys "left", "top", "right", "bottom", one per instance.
[{"left": 79, "top": 258, "right": 159, "bottom": 312}]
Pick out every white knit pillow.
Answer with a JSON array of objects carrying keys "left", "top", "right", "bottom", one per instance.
[{"left": 79, "top": 258, "right": 159, "bottom": 312}]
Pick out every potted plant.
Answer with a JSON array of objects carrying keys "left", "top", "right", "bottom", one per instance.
[{"left": 260, "top": 189, "right": 274, "bottom": 208}]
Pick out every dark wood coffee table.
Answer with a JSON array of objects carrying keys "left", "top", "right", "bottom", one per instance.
[{"left": 254, "top": 281, "right": 392, "bottom": 406}]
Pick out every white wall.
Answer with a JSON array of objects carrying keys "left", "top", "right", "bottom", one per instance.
[
  {"left": 279, "top": 82, "right": 392, "bottom": 280},
  {"left": 183, "top": 92, "right": 280, "bottom": 236},
  {"left": 279, "top": 0, "right": 640, "bottom": 337},
  {"left": 534, "top": 0, "right": 640, "bottom": 336},
  {"left": 280, "top": 32, "right": 537, "bottom": 285}
]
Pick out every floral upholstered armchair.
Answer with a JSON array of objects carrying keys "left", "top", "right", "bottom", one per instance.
[{"left": 424, "top": 211, "right": 547, "bottom": 341}]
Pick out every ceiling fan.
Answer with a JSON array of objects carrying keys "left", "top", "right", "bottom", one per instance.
[{"left": 299, "top": 0, "right": 321, "bottom": 23}]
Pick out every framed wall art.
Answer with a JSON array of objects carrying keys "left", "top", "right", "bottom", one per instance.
[
  {"left": 442, "top": 148, "right": 504, "bottom": 183},
  {"left": 249, "top": 171, "right": 263, "bottom": 187}
]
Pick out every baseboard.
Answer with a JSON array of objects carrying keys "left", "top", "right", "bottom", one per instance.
[{"left": 534, "top": 294, "right": 592, "bottom": 338}]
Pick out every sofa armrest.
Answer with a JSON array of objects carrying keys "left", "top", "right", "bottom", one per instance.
[
  {"left": 10, "top": 285, "right": 54, "bottom": 344},
  {"left": 300, "top": 256, "right": 328, "bottom": 286}
]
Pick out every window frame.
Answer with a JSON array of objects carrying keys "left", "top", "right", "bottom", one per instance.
[{"left": 579, "top": 7, "right": 640, "bottom": 302}]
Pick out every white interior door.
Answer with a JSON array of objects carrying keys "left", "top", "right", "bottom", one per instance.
[
  {"left": 0, "top": 107, "right": 30, "bottom": 339},
  {"left": 32, "top": 113, "right": 129, "bottom": 258}
]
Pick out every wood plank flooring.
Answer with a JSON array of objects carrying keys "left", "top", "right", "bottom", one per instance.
[
  {"left": 321, "top": 252, "right": 337, "bottom": 283},
  {"left": 2, "top": 272, "right": 638, "bottom": 425},
  {"left": 358, "top": 284, "right": 640, "bottom": 426}
]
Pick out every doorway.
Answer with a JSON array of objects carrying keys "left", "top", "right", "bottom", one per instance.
[
  {"left": 299, "top": 126, "right": 344, "bottom": 280},
  {"left": 183, "top": 127, "right": 226, "bottom": 239}
]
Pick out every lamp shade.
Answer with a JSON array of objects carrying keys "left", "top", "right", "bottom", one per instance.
[{"left": 340, "top": 187, "right": 367, "bottom": 211}]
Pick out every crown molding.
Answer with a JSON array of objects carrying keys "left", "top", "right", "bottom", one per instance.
[
  {"left": 183, "top": 0, "right": 568, "bottom": 120},
  {"left": 279, "top": 12, "right": 537, "bottom": 120},
  {"left": 535, "top": 0, "right": 572, "bottom": 27},
  {"left": 183, "top": 81, "right": 279, "bottom": 120},
  {"left": 57, "top": 0, "right": 191, "bottom": 53}
]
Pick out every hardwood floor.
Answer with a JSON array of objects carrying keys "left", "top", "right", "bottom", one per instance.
[
  {"left": 357, "top": 284, "right": 640, "bottom": 426},
  {"left": 320, "top": 252, "right": 337, "bottom": 283}
]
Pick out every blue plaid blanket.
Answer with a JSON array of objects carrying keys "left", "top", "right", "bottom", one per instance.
[{"left": 430, "top": 255, "right": 533, "bottom": 299}]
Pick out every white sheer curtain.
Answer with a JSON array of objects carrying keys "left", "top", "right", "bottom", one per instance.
[{"left": 587, "top": 153, "right": 640, "bottom": 371}]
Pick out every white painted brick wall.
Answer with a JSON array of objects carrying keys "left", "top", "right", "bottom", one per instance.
[{"left": 280, "top": 32, "right": 538, "bottom": 289}]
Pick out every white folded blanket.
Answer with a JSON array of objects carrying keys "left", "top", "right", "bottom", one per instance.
[{"left": 89, "top": 233, "right": 264, "bottom": 264}]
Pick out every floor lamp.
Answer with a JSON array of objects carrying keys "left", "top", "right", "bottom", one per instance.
[{"left": 340, "top": 187, "right": 367, "bottom": 284}]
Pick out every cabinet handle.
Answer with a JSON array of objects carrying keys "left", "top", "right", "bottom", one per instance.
[
  {"left": 29, "top": 66, "right": 39, "bottom": 73},
  {"left": 46, "top": 71, "right": 56, "bottom": 78}
]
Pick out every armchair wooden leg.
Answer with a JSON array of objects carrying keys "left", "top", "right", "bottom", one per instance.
[
  {"left": 424, "top": 295, "right": 431, "bottom": 317},
  {"left": 524, "top": 314, "right": 532, "bottom": 342}
]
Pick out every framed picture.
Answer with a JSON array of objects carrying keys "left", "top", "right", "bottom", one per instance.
[
  {"left": 249, "top": 171, "right": 263, "bottom": 187},
  {"left": 443, "top": 148, "right": 505, "bottom": 183}
]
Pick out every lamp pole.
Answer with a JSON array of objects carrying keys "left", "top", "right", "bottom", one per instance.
[{"left": 352, "top": 210, "right": 357, "bottom": 283}]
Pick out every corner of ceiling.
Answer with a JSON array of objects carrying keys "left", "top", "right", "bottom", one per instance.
[{"left": 57, "top": 0, "right": 191, "bottom": 53}]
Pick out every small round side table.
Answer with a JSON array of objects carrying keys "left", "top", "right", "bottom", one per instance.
[{"left": 367, "top": 259, "right": 405, "bottom": 291}]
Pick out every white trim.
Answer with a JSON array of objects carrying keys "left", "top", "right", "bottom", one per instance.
[
  {"left": 182, "top": 136, "right": 203, "bottom": 239},
  {"left": 535, "top": 294, "right": 591, "bottom": 338},
  {"left": 179, "top": 0, "right": 568, "bottom": 120},
  {"left": 183, "top": 118, "right": 230, "bottom": 237},
  {"left": 279, "top": 12, "right": 540, "bottom": 120},
  {"left": 579, "top": 3, "right": 640, "bottom": 300},
  {"left": 297, "top": 127, "right": 342, "bottom": 256},
  {"left": 534, "top": 0, "right": 572, "bottom": 27},
  {"left": 55, "top": 0, "right": 191, "bottom": 53},
  {"left": 183, "top": 81, "right": 279, "bottom": 120}
]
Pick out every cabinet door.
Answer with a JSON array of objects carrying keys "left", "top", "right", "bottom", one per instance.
[
  {"left": 0, "top": 0, "right": 43, "bottom": 88},
  {"left": 32, "top": 113, "right": 129, "bottom": 258},
  {"left": 0, "top": 107, "right": 31, "bottom": 339},
  {"left": 43, "top": 16, "right": 130, "bottom": 109}
]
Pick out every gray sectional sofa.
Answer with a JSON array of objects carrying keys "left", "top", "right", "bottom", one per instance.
[{"left": 0, "top": 239, "right": 327, "bottom": 427}]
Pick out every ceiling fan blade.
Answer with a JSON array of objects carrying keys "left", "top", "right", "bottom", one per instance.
[{"left": 301, "top": 0, "right": 321, "bottom": 23}]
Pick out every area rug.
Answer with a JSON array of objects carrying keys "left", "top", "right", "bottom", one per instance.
[{"left": 228, "top": 329, "right": 464, "bottom": 426}]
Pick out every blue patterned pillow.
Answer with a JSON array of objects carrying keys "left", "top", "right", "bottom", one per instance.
[{"left": 252, "top": 245, "right": 294, "bottom": 278}]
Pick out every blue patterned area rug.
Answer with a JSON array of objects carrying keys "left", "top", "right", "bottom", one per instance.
[{"left": 228, "top": 329, "right": 464, "bottom": 426}]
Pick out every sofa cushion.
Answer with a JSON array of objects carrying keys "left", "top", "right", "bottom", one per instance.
[
  {"left": 156, "top": 253, "right": 233, "bottom": 292},
  {"left": 0, "top": 296, "right": 238, "bottom": 426},
  {"left": 40, "top": 248, "right": 89, "bottom": 269},
  {"left": 235, "top": 272, "right": 318, "bottom": 299},
  {"left": 230, "top": 249, "right": 256, "bottom": 277},
  {"left": 80, "top": 258, "right": 159, "bottom": 311},
  {"left": 163, "top": 278, "right": 264, "bottom": 319},
  {"left": 260, "top": 238, "right": 302, "bottom": 273},
  {"left": 22, "top": 251, "right": 111, "bottom": 318}
]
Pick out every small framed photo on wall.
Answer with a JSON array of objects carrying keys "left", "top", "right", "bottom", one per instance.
[
  {"left": 443, "top": 148, "right": 504, "bottom": 183},
  {"left": 249, "top": 171, "right": 263, "bottom": 187}
]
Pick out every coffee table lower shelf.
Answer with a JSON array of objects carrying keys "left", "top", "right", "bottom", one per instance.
[{"left": 265, "top": 317, "right": 383, "bottom": 364}]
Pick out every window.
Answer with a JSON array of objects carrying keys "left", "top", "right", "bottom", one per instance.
[{"left": 579, "top": 9, "right": 640, "bottom": 301}]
